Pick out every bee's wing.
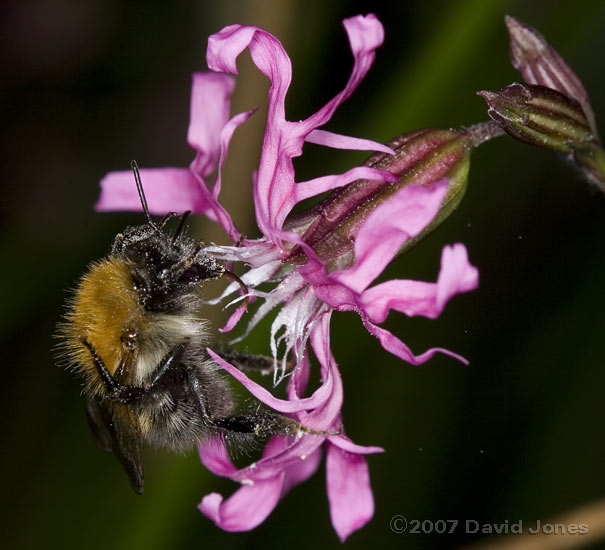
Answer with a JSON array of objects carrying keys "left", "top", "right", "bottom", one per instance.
[
  {"left": 110, "top": 403, "right": 144, "bottom": 494},
  {"left": 84, "top": 395, "right": 144, "bottom": 494},
  {"left": 83, "top": 394, "right": 114, "bottom": 453}
]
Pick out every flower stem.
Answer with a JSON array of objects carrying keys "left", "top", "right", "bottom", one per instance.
[{"left": 465, "top": 120, "right": 507, "bottom": 148}]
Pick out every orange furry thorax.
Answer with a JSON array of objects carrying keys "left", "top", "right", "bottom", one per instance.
[{"left": 67, "top": 257, "right": 145, "bottom": 377}]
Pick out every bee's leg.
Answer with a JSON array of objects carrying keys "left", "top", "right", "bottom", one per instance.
[
  {"left": 79, "top": 337, "right": 140, "bottom": 400},
  {"left": 78, "top": 337, "right": 148, "bottom": 402},
  {"left": 80, "top": 338, "right": 186, "bottom": 401},
  {"left": 185, "top": 370, "right": 301, "bottom": 437},
  {"left": 185, "top": 371, "right": 217, "bottom": 424},
  {"left": 162, "top": 243, "right": 225, "bottom": 285},
  {"left": 148, "top": 344, "right": 185, "bottom": 386},
  {"left": 216, "top": 348, "right": 295, "bottom": 375},
  {"left": 211, "top": 412, "right": 302, "bottom": 437},
  {"left": 215, "top": 349, "right": 275, "bottom": 375}
]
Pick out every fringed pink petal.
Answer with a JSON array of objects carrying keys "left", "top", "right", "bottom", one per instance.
[
  {"left": 303, "top": 312, "right": 344, "bottom": 428},
  {"left": 206, "top": 348, "right": 334, "bottom": 413},
  {"left": 359, "top": 244, "right": 479, "bottom": 322},
  {"left": 187, "top": 72, "right": 235, "bottom": 177},
  {"left": 218, "top": 302, "right": 248, "bottom": 333},
  {"left": 435, "top": 244, "right": 479, "bottom": 309},
  {"left": 198, "top": 438, "right": 238, "bottom": 477},
  {"left": 96, "top": 168, "right": 211, "bottom": 215},
  {"left": 326, "top": 444, "right": 376, "bottom": 542},
  {"left": 294, "top": 166, "right": 398, "bottom": 203},
  {"left": 204, "top": 108, "right": 256, "bottom": 239},
  {"left": 280, "top": 446, "right": 323, "bottom": 496},
  {"left": 311, "top": 283, "right": 357, "bottom": 313},
  {"left": 359, "top": 280, "right": 440, "bottom": 322},
  {"left": 362, "top": 316, "right": 469, "bottom": 365},
  {"left": 206, "top": 16, "right": 386, "bottom": 246},
  {"left": 332, "top": 180, "right": 448, "bottom": 294},
  {"left": 300, "top": 14, "right": 385, "bottom": 133},
  {"left": 200, "top": 431, "right": 325, "bottom": 484},
  {"left": 199, "top": 475, "right": 285, "bottom": 532},
  {"left": 208, "top": 23, "right": 294, "bottom": 242},
  {"left": 328, "top": 435, "right": 384, "bottom": 455},
  {"left": 306, "top": 129, "right": 394, "bottom": 155}
]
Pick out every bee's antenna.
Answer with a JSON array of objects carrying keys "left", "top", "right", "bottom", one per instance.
[
  {"left": 172, "top": 210, "right": 192, "bottom": 243},
  {"left": 131, "top": 160, "right": 159, "bottom": 230}
]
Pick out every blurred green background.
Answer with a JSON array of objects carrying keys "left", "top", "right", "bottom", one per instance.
[{"left": 2, "top": 1, "right": 605, "bottom": 549}]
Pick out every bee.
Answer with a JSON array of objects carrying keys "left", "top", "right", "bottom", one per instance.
[{"left": 58, "top": 161, "right": 304, "bottom": 494}]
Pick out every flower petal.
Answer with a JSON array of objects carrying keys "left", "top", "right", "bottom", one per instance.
[
  {"left": 199, "top": 474, "right": 285, "bottom": 532},
  {"left": 208, "top": 23, "right": 294, "bottom": 242},
  {"left": 218, "top": 301, "right": 248, "bottom": 333},
  {"left": 294, "top": 166, "right": 398, "bottom": 204},
  {"left": 270, "top": 285, "right": 324, "bottom": 378},
  {"left": 332, "top": 180, "right": 449, "bottom": 294},
  {"left": 187, "top": 72, "right": 236, "bottom": 177},
  {"left": 359, "top": 244, "right": 479, "bottom": 322},
  {"left": 199, "top": 108, "right": 256, "bottom": 240},
  {"left": 300, "top": 311, "right": 344, "bottom": 429},
  {"left": 199, "top": 438, "right": 238, "bottom": 477},
  {"left": 207, "top": 16, "right": 387, "bottom": 245},
  {"left": 95, "top": 168, "right": 209, "bottom": 215},
  {"left": 326, "top": 444, "right": 375, "bottom": 542},
  {"left": 362, "top": 316, "right": 469, "bottom": 365},
  {"left": 300, "top": 14, "right": 384, "bottom": 133},
  {"left": 281, "top": 446, "right": 323, "bottom": 496},
  {"left": 206, "top": 347, "right": 334, "bottom": 413},
  {"left": 328, "top": 435, "right": 384, "bottom": 455},
  {"left": 306, "top": 129, "right": 395, "bottom": 155},
  {"left": 199, "top": 433, "right": 324, "bottom": 484}
]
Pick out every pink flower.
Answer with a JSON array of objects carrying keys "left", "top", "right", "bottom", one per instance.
[
  {"left": 200, "top": 312, "right": 382, "bottom": 542},
  {"left": 96, "top": 14, "right": 478, "bottom": 541}
]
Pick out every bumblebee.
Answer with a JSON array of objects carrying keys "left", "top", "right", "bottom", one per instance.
[{"left": 58, "top": 161, "right": 302, "bottom": 494}]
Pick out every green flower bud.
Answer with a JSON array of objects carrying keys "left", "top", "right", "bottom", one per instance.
[
  {"left": 478, "top": 83, "right": 594, "bottom": 152},
  {"left": 285, "top": 128, "right": 473, "bottom": 266}
]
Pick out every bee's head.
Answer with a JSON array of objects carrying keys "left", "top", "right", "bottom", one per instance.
[
  {"left": 108, "top": 161, "right": 247, "bottom": 311},
  {"left": 109, "top": 160, "right": 194, "bottom": 253}
]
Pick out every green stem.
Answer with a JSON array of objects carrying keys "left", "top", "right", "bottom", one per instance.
[{"left": 465, "top": 120, "right": 507, "bottom": 148}]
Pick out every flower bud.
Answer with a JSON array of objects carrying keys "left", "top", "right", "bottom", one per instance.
[
  {"left": 505, "top": 16, "right": 599, "bottom": 139},
  {"left": 479, "top": 82, "right": 605, "bottom": 191},
  {"left": 284, "top": 128, "right": 473, "bottom": 268},
  {"left": 478, "top": 83, "right": 594, "bottom": 152}
]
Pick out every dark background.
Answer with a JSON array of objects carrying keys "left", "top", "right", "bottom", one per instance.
[{"left": 2, "top": 1, "right": 605, "bottom": 549}]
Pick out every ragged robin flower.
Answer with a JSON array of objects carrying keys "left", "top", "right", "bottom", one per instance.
[{"left": 97, "top": 14, "right": 478, "bottom": 541}]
